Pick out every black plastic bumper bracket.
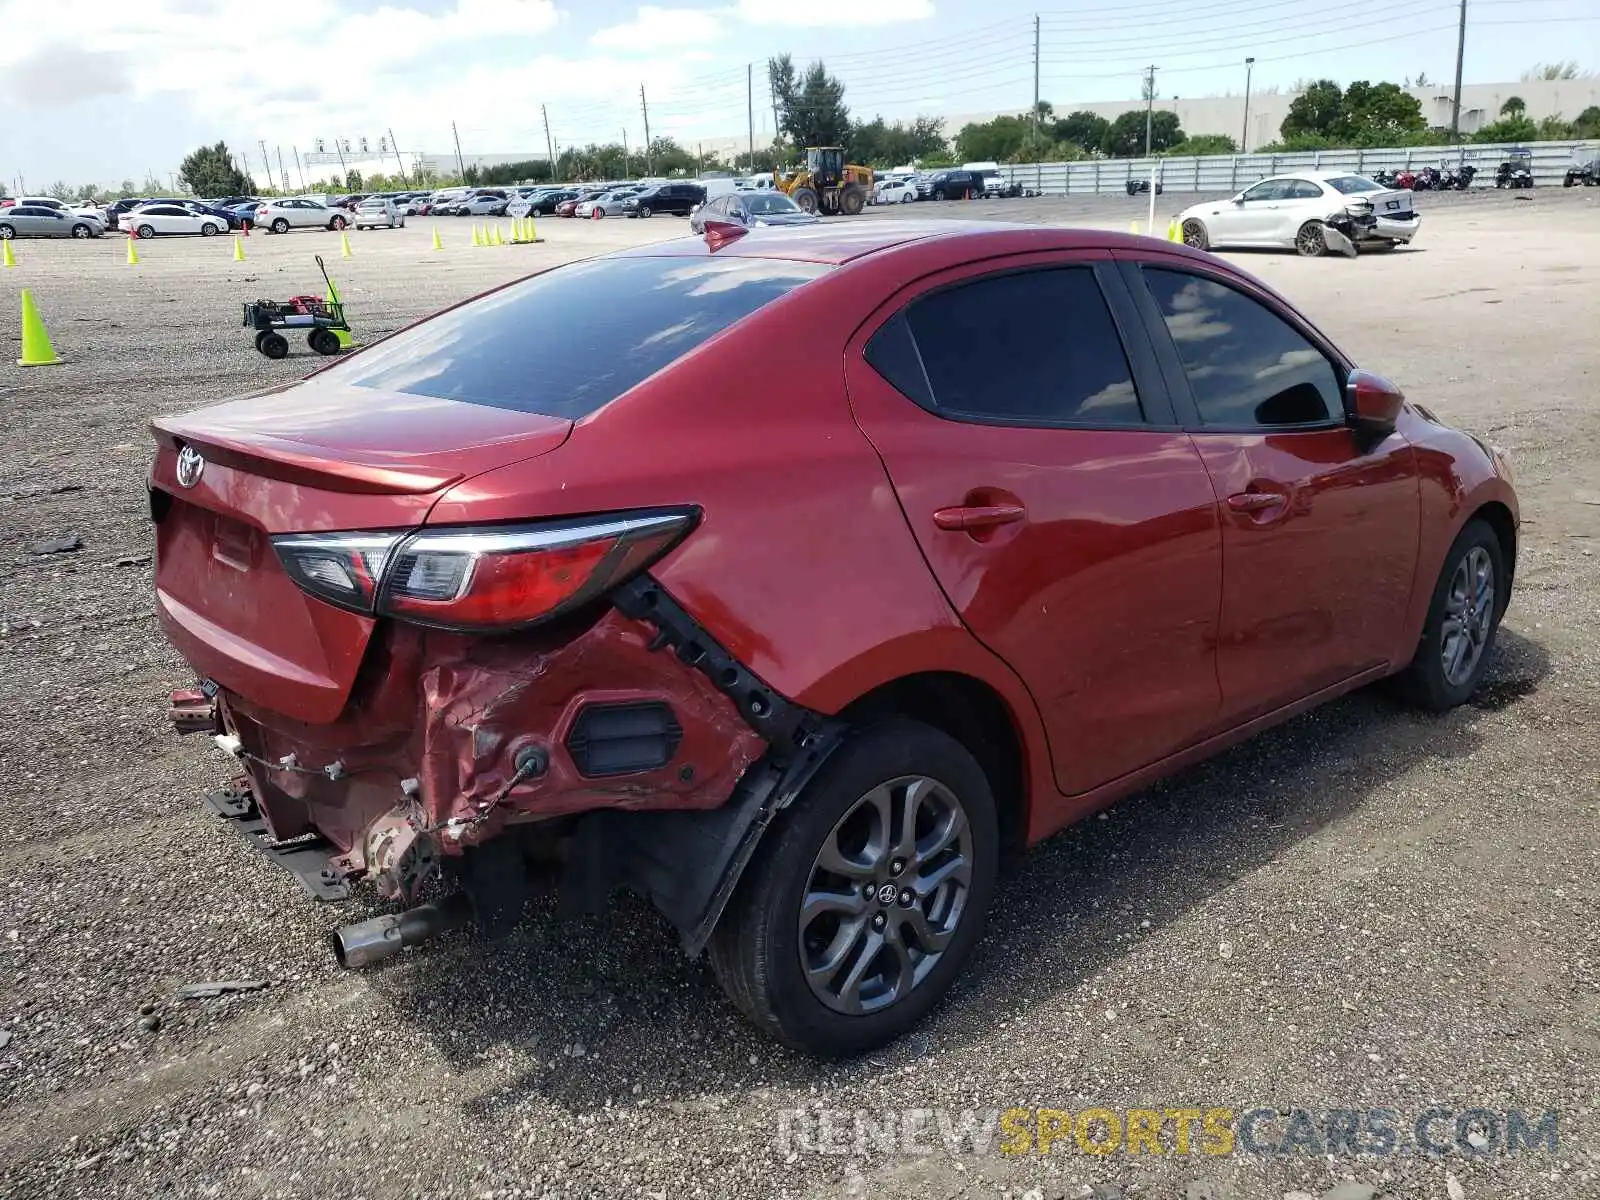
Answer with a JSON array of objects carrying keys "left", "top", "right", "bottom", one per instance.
[{"left": 204, "top": 787, "right": 352, "bottom": 903}]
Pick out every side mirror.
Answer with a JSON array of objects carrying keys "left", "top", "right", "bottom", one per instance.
[
  {"left": 1345, "top": 369, "right": 1404, "bottom": 437},
  {"left": 1232, "top": 195, "right": 1246, "bottom": 205}
]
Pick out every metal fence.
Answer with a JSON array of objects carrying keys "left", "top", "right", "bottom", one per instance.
[{"left": 997, "top": 139, "right": 1593, "bottom": 196}]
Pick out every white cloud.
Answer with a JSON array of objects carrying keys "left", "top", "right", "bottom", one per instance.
[
  {"left": 733, "top": 0, "right": 933, "bottom": 27},
  {"left": 592, "top": 6, "right": 725, "bottom": 52}
]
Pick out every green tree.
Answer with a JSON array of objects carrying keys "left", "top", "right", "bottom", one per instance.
[
  {"left": 1575, "top": 105, "right": 1600, "bottom": 137},
  {"left": 954, "top": 114, "right": 1032, "bottom": 163},
  {"left": 177, "top": 141, "right": 253, "bottom": 197},
  {"left": 848, "top": 116, "right": 945, "bottom": 167},
  {"left": 1051, "top": 110, "right": 1110, "bottom": 154},
  {"left": 344, "top": 170, "right": 363, "bottom": 191},
  {"left": 1470, "top": 115, "right": 1538, "bottom": 143},
  {"left": 1522, "top": 61, "right": 1585, "bottom": 81},
  {"left": 1280, "top": 79, "right": 1345, "bottom": 140},
  {"left": 1167, "top": 134, "right": 1238, "bottom": 156},
  {"left": 644, "top": 137, "right": 696, "bottom": 176},
  {"left": 1102, "top": 110, "right": 1183, "bottom": 156},
  {"left": 771, "top": 56, "right": 850, "bottom": 150},
  {"left": 1500, "top": 95, "right": 1526, "bottom": 117},
  {"left": 1342, "top": 81, "right": 1425, "bottom": 144},
  {"left": 46, "top": 180, "right": 72, "bottom": 200},
  {"left": 730, "top": 144, "right": 787, "bottom": 173}
]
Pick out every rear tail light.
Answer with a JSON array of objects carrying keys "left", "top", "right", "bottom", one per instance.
[{"left": 271, "top": 509, "right": 696, "bottom": 632}]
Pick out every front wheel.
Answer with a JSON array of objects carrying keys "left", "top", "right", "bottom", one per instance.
[
  {"left": 899, "top": 192, "right": 913, "bottom": 204},
  {"left": 71, "top": 223, "right": 92, "bottom": 239},
  {"left": 709, "top": 719, "right": 998, "bottom": 1057},
  {"left": 838, "top": 183, "right": 866, "bottom": 216},
  {"left": 308, "top": 328, "right": 342, "bottom": 356},
  {"left": 258, "top": 331, "right": 290, "bottom": 360},
  {"left": 638, "top": 205, "right": 652, "bottom": 218},
  {"left": 1397, "top": 519, "right": 1506, "bottom": 710},
  {"left": 791, "top": 187, "right": 819, "bottom": 214},
  {"left": 1294, "top": 222, "right": 1328, "bottom": 258},
  {"left": 0, "top": 224, "right": 13, "bottom": 240},
  {"left": 1181, "top": 218, "right": 1209, "bottom": 250},
  {"left": 330, "top": 216, "right": 347, "bottom": 230}
]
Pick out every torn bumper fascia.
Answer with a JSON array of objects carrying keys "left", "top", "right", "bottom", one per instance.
[{"left": 210, "top": 604, "right": 769, "bottom": 896}]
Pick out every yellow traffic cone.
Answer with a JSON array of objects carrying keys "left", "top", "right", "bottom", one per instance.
[
  {"left": 470, "top": 224, "right": 481, "bottom": 247},
  {"left": 510, "top": 217, "right": 521, "bottom": 243},
  {"left": 340, "top": 231, "right": 353, "bottom": 258},
  {"left": 17, "top": 289, "right": 61, "bottom": 367},
  {"left": 2, "top": 239, "right": 14, "bottom": 269},
  {"left": 527, "top": 215, "right": 541, "bottom": 244},
  {"left": 233, "top": 235, "right": 246, "bottom": 262},
  {"left": 1129, "top": 220, "right": 1140, "bottom": 236},
  {"left": 432, "top": 226, "right": 444, "bottom": 251},
  {"left": 493, "top": 224, "right": 503, "bottom": 246},
  {"left": 126, "top": 236, "right": 140, "bottom": 266}
]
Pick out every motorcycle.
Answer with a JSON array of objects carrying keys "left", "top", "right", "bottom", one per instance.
[
  {"left": 1370, "top": 169, "right": 1397, "bottom": 187},
  {"left": 1412, "top": 167, "right": 1443, "bottom": 191},
  {"left": 1392, "top": 168, "right": 1418, "bottom": 190},
  {"left": 1441, "top": 164, "right": 1477, "bottom": 190}
]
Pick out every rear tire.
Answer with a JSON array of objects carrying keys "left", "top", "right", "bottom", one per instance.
[
  {"left": 271, "top": 218, "right": 290, "bottom": 234},
  {"left": 839, "top": 183, "right": 866, "bottom": 216},
  {"left": 791, "top": 186, "right": 819, "bottom": 214},
  {"left": 1396, "top": 519, "right": 1506, "bottom": 711},
  {"left": 258, "top": 332, "right": 290, "bottom": 360},
  {"left": 709, "top": 719, "right": 998, "bottom": 1057},
  {"left": 1295, "top": 222, "right": 1327, "bottom": 257},
  {"left": 308, "top": 328, "right": 341, "bottom": 356}
]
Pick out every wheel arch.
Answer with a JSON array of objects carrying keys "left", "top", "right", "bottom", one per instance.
[
  {"left": 836, "top": 670, "right": 1031, "bottom": 867},
  {"left": 1471, "top": 499, "right": 1518, "bottom": 607}
]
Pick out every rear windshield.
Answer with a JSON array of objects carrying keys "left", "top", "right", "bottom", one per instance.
[
  {"left": 1324, "top": 175, "right": 1384, "bottom": 194},
  {"left": 332, "top": 255, "right": 830, "bottom": 417}
]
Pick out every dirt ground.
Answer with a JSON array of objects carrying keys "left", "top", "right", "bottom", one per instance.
[{"left": 0, "top": 189, "right": 1596, "bottom": 1200}]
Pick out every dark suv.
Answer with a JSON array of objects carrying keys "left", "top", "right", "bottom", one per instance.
[
  {"left": 918, "top": 169, "right": 985, "bottom": 200},
  {"left": 1564, "top": 157, "right": 1599, "bottom": 187},
  {"left": 623, "top": 182, "right": 706, "bottom": 217}
]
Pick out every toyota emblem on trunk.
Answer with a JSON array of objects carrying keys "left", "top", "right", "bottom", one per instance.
[{"left": 175, "top": 446, "right": 205, "bottom": 488}]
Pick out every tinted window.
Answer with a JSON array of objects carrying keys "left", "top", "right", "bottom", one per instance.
[
  {"left": 1286, "top": 180, "right": 1325, "bottom": 199},
  {"left": 335, "top": 255, "right": 830, "bottom": 418},
  {"left": 875, "top": 267, "right": 1143, "bottom": 426},
  {"left": 745, "top": 193, "right": 798, "bottom": 214},
  {"left": 1324, "top": 175, "right": 1383, "bottom": 194},
  {"left": 1143, "top": 268, "right": 1340, "bottom": 427},
  {"left": 1241, "top": 179, "right": 1287, "bottom": 201}
]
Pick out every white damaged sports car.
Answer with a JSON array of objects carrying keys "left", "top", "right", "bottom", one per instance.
[{"left": 1177, "top": 171, "right": 1421, "bottom": 256}]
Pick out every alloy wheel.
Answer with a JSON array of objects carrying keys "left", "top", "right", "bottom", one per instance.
[
  {"left": 799, "top": 774, "right": 973, "bottom": 1016},
  {"left": 1441, "top": 546, "right": 1495, "bottom": 686}
]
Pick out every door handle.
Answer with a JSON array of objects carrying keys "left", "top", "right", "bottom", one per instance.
[
  {"left": 933, "top": 503, "right": 1027, "bottom": 532},
  {"left": 1226, "top": 492, "right": 1287, "bottom": 514}
]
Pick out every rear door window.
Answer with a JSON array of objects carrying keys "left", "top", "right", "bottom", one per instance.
[
  {"left": 334, "top": 255, "right": 830, "bottom": 418},
  {"left": 867, "top": 267, "right": 1145, "bottom": 426}
]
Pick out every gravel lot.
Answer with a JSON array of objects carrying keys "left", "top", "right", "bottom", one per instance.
[{"left": 1, "top": 190, "right": 1597, "bottom": 1200}]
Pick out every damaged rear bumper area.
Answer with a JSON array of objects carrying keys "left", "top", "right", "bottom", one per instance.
[{"left": 172, "top": 577, "right": 837, "bottom": 962}]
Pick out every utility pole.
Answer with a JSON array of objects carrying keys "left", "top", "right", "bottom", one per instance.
[
  {"left": 451, "top": 120, "right": 466, "bottom": 180},
  {"left": 276, "top": 146, "right": 289, "bottom": 193},
  {"left": 623, "top": 129, "right": 630, "bottom": 177},
  {"left": 1241, "top": 58, "right": 1256, "bottom": 152},
  {"left": 770, "top": 70, "right": 781, "bottom": 153},
  {"left": 1143, "top": 65, "right": 1158, "bottom": 156},
  {"left": 258, "top": 140, "right": 272, "bottom": 186},
  {"left": 332, "top": 135, "right": 348, "bottom": 184},
  {"left": 640, "top": 85, "right": 653, "bottom": 175},
  {"left": 542, "top": 105, "right": 556, "bottom": 178},
  {"left": 747, "top": 63, "right": 755, "bottom": 166},
  {"left": 293, "top": 146, "right": 306, "bottom": 191},
  {"left": 1449, "top": 0, "right": 1468, "bottom": 142},
  {"left": 1032, "top": 14, "right": 1041, "bottom": 152},
  {"left": 387, "top": 127, "right": 409, "bottom": 185}
]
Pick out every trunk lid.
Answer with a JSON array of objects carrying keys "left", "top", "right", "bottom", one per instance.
[
  {"left": 1368, "top": 188, "right": 1415, "bottom": 217},
  {"left": 151, "top": 378, "right": 573, "bottom": 723}
]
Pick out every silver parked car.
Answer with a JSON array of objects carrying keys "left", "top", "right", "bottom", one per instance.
[
  {"left": 353, "top": 196, "right": 406, "bottom": 229},
  {"left": 0, "top": 204, "right": 103, "bottom": 239}
]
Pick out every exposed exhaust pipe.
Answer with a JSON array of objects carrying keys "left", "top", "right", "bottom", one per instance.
[{"left": 330, "top": 893, "right": 471, "bottom": 969}]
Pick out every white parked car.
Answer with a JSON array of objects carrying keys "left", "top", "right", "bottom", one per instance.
[
  {"left": 353, "top": 196, "right": 405, "bottom": 229},
  {"left": 1176, "top": 171, "right": 1421, "bottom": 256},
  {"left": 121, "top": 203, "right": 227, "bottom": 238},
  {"left": 253, "top": 197, "right": 351, "bottom": 234},
  {"left": 874, "top": 176, "right": 919, "bottom": 204}
]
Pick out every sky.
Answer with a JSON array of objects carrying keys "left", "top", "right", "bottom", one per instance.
[{"left": 2, "top": 0, "right": 1596, "bottom": 188}]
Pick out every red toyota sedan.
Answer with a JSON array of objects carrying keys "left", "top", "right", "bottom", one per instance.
[{"left": 149, "top": 222, "right": 1517, "bottom": 1057}]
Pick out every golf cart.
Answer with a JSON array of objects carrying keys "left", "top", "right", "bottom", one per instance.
[{"left": 1495, "top": 147, "right": 1534, "bottom": 189}]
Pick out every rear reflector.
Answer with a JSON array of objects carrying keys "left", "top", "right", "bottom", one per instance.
[{"left": 271, "top": 509, "right": 696, "bottom": 632}]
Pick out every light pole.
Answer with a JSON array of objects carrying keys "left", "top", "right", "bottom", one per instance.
[
  {"left": 1242, "top": 57, "right": 1256, "bottom": 152},
  {"left": 1143, "top": 65, "right": 1158, "bottom": 156}
]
